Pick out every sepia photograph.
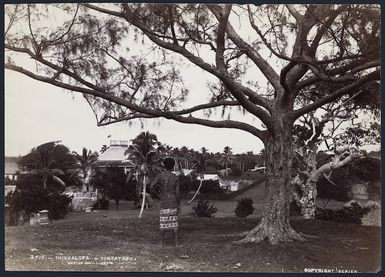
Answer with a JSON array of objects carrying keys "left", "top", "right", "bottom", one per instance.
[{"left": 4, "top": 2, "right": 381, "bottom": 273}]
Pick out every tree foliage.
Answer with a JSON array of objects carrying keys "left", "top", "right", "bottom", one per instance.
[
  {"left": 89, "top": 166, "right": 133, "bottom": 209},
  {"left": 18, "top": 141, "right": 75, "bottom": 190}
]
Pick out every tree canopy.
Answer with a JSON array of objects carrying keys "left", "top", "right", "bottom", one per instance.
[{"left": 5, "top": 4, "right": 379, "bottom": 139}]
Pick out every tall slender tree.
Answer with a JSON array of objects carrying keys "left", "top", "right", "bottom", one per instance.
[
  {"left": 5, "top": 4, "right": 380, "bottom": 244},
  {"left": 71, "top": 147, "right": 99, "bottom": 192},
  {"left": 218, "top": 146, "right": 236, "bottom": 175},
  {"left": 125, "top": 131, "right": 163, "bottom": 217}
]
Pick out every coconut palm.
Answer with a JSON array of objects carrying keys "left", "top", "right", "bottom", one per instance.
[
  {"left": 180, "top": 146, "right": 195, "bottom": 169},
  {"left": 71, "top": 147, "right": 99, "bottom": 192},
  {"left": 235, "top": 153, "right": 249, "bottom": 172},
  {"left": 160, "top": 144, "right": 173, "bottom": 156},
  {"left": 124, "top": 131, "right": 163, "bottom": 218},
  {"left": 171, "top": 147, "right": 185, "bottom": 171},
  {"left": 100, "top": 144, "right": 108, "bottom": 154},
  {"left": 200, "top": 147, "right": 209, "bottom": 155},
  {"left": 18, "top": 142, "right": 70, "bottom": 190},
  {"left": 218, "top": 146, "right": 236, "bottom": 176},
  {"left": 188, "top": 148, "right": 210, "bottom": 203}
]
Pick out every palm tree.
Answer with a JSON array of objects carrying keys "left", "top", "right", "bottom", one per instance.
[
  {"left": 71, "top": 147, "right": 99, "bottom": 192},
  {"left": 192, "top": 147, "right": 210, "bottom": 173},
  {"left": 171, "top": 147, "right": 185, "bottom": 171},
  {"left": 100, "top": 144, "right": 108, "bottom": 154},
  {"left": 19, "top": 142, "right": 68, "bottom": 190},
  {"left": 180, "top": 146, "right": 191, "bottom": 169},
  {"left": 160, "top": 144, "right": 173, "bottom": 156},
  {"left": 200, "top": 147, "right": 209, "bottom": 155},
  {"left": 125, "top": 131, "right": 163, "bottom": 218},
  {"left": 218, "top": 146, "right": 236, "bottom": 176},
  {"left": 238, "top": 153, "right": 252, "bottom": 172},
  {"left": 188, "top": 147, "right": 210, "bottom": 203}
]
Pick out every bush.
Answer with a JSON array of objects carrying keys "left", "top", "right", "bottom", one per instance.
[
  {"left": 229, "top": 166, "right": 243, "bottom": 176},
  {"left": 47, "top": 193, "right": 73, "bottom": 220},
  {"left": 5, "top": 184, "right": 72, "bottom": 223},
  {"left": 315, "top": 202, "right": 370, "bottom": 224},
  {"left": 235, "top": 198, "right": 254, "bottom": 217},
  {"left": 191, "top": 200, "right": 217, "bottom": 218}
]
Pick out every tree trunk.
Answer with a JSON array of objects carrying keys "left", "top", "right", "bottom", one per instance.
[
  {"left": 300, "top": 145, "right": 318, "bottom": 219},
  {"left": 138, "top": 176, "right": 147, "bottom": 218},
  {"left": 236, "top": 127, "right": 304, "bottom": 244},
  {"left": 301, "top": 180, "right": 317, "bottom": 219},
  {"left": 82, "top": 180, "right": 87, "bottom": 192},
  {"left": 299, "top": 150, "right": 362, "bottom": 219},
  {"left": 43, "top": 174, "right": 47, "bottom": 189}
]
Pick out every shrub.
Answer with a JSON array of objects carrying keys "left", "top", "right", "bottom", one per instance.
[
  {"left": 229, "top": 166, "right": 243, "bottom": 176},
  {"left": 47, "top": 193, "right": 73, "bottom": 220},
  {"left": 5, "top": 184, "right": 72, "bottom": 223},
  {"left": 235, "top": 198, "right": 254, "bottom": 217},
  {"left": 6, "top": 186, "right": 49, "bottom": 219},
  {"left": 315, "top": 202, "right": 370, "bottom": 224},
  {"left": 191, "top": 200, "right": 217, "bottom": 218}
]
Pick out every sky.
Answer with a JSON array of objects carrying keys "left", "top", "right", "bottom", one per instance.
[
  {"left": 4, "top": 4, "right": 271, "bottom": 157},
  {"left": 5, "top": 70, "right": 265, "bottom": 157}
]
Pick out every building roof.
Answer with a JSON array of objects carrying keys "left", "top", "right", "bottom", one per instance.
[
  {"left": 94, "top": 144, "right": 134, "bottom": 167},
  {"left": 98, "top": 145, "right": 128, "bottom": 161},
  {"left": 4, "top": 160, "right": 20, "bottom": 175}
]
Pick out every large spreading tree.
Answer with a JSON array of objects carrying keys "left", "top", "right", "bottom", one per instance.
[{"left": 5, "top": 4, "right": 380, "bottom": 244}]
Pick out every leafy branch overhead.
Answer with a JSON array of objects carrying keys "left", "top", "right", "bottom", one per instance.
[{"left": 5, "top": 4, "right": 380, "bottom": 142}]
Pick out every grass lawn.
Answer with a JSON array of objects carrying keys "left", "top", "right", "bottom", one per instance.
[{"left": 5, "top": 200, "right": 381, "bottom": 273}]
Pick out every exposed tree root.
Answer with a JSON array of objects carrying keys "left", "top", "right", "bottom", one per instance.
[
  {"left": 233, "top": 222, "right": 305, "bottom": 245},
  {"left": 299, "top": 232, "right": 319, "bottom": 239}
]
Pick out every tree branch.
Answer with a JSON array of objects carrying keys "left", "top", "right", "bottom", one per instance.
[
  {"left": 285, "top": 4, "right": 303, "bottom": 22},
  {"left": 5, "top": 4, "right": 19, "bottom": 37},
  {"left": 5, "top": 63, "right": 266, "bottom": 140},
  {"left": 297, "top": 58, "right": 380, "bottom": 89},
  {"left": 291, "top": 70, "right": 380, "bottom": 119},
  {"left": 214, "top": 5, "right": 231, "bottom": 72},
  {"left": 5, "top": 43, "right": 105, "bottom": 93},
  {"left": 81, "top": 4, "right": 273, "bottom": 113},
  {"left": 308, "top": 149, "right": 363, "bottom": 184},
  {"left": 208, "top": 5, "right": 281, "bottom": 91},
  {"left": 44, "top": 4, "right": 80, "bottom": 46}
]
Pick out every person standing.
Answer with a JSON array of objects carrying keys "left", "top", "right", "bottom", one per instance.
[{"left": 151, "top": 157, "right": 181, "bottom": 246}]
